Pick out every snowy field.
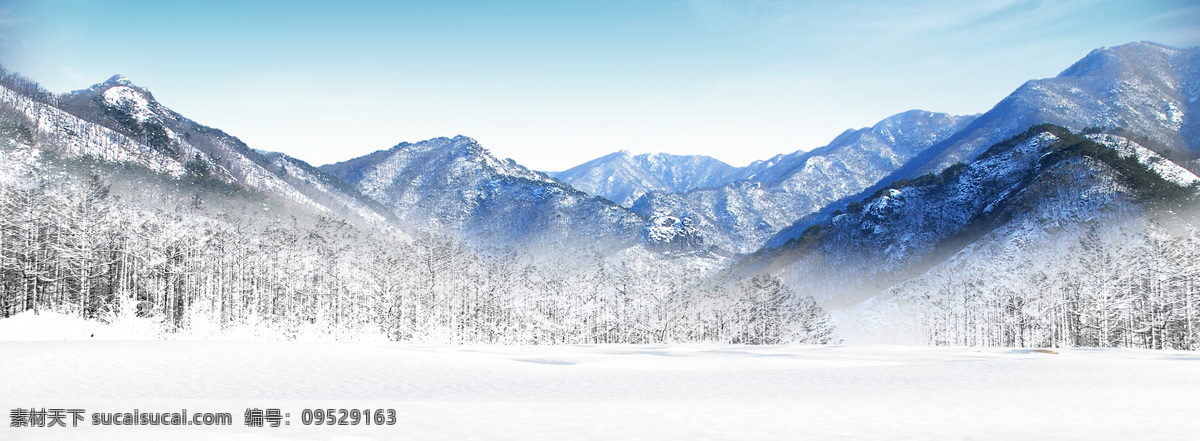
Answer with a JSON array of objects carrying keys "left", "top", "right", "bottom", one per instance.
[{"left": 2, "top": 316, "right": 1199, "bottom": 440}]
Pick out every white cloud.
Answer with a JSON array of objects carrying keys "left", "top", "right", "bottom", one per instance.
[
  {"left": 0, "top": 6, "right": 32, "bottom": 29},
  {"left": 0, "top": 9, "right": 11, "bottom": 47},
  {"left": 59, "top": 65, "right": 86, "bottom": 84},
  {"left": 0, "top": 7, "right": 32, "bottom": 49}
]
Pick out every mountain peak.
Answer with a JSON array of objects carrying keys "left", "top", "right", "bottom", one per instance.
[
  {"left": 88, "top": 74, "right": 161, "bottom": 114},
  {"left": 1058, "top": 41, "right": 1187, "bottom": 79},
  {"left": 103, "top": 75, "right": 135, "bottom": 87}
]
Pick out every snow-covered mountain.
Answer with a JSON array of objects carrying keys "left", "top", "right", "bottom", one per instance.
[
  {"left": 743, "top": 125, "right": 1199, "bottom": 343},
  {"left": 0, "top": 70, "right": 394, "bottom": 227},
  {"left": 1, "top": 74, "right": 185, "bottom": 175},
  {"left": 563, "top": 42, "right": 1198, "bottom": 256},
  {"left": 628, "top": 110, "right": 974, "bottom": 254},
  {"left": 894, "top": 42, "right": 1200, "bottom": 182},
  {"left": 550, "top": 151, "right": 742, "bottom": 207},
  {"left": 320, "top": 136, "right": 647, "bottom": 250},
  {"left": 4, "top": 41, "right": 1198, "bottom": 349},
  {"left": 763, "top": 42, "right": 1200, "bottom": 250}
]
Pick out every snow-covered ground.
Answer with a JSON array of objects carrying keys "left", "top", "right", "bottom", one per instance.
[{"left": 2, "top": 314, "right": 1198, "bottom": 440}]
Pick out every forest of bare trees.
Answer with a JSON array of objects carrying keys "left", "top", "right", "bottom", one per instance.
[
  {"left": 3, "top": 64, "right": 1197, "bottom": 350},
  {"left": 904, "top": 215, "right": 1200, "bottom": 351},
  {"left": 0, "top": 138, "right": 837, "bottom": 344}
]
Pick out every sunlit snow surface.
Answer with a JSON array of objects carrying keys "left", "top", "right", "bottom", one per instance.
[{"left": 2, "top": 316, "right": 1198, "bottom": 440}]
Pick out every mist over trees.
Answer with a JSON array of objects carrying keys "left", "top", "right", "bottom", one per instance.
[
  {"left": 3, "top": 113, "right": 1198, "bottom": 349},
  {"left": 0, "top": 135, "right": 837, "bottom": 344},
  {"left": 4, "top": 57, "right": 1200, "bottom": 350},
  {"left": 762, "top": 127, "right": 1200, "bottom": 350},
  {"left": 899, "top": 212, "right": 1200, "bottom": 350}
]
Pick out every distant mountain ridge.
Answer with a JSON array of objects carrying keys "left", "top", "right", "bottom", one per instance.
[
  {"left": 320, "top": 136, "right": 648, "bottom": 250},
  {"left": 7, "top": 41, "right": 1191, "bottom": 260},
  {"left": 620, "top": 110, "right": 975, "bottom": 253},
  {"left": 549, "top": 42, "right": 1200, "bottom": 257},
  {"left": 550, "top": 151, "right": 742, "bottom": 207},
  {"left": 758, "top": 41, "right": 1200, "bottom": 250}
]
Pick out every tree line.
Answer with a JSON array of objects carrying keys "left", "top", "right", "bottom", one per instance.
[
  {"left": 905, "top": 214, "right": 1200, "bottom": 351},
  {"left": 0, "top": 138, "right": 836, "bottom": 344}
]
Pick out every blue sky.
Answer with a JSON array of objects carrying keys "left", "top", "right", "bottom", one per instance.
[{"left": 2, "top": 0, "right": 1198, "bottom": 171}]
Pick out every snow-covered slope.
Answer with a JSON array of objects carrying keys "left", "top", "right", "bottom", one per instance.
[
  {"left": 53, "top": 76, "right": 320, "bottom": 206},
  {"left": 551, "top": 151, "right": 741, "bottom": 207},
  {"left": 764, "top": 42, "right": 1200, "bottom": 251},
  {"left": 320, "top": 136, "right": 646, "bottom": 250},
  {"left": 4, "top": 339, "right": 1199, "bottom": 441},
  {"left": 259, "top": 150, "right": 398, "bottom": 226},
  {"left": 630, "top": 110, "right": 974, "bottom": 254},
  {"left": 0, "top": 70, "right": 394, "bottom": 227},
  {"left": 0, "top": 76, "right": 184, "bottom": 175},
  {"left": 747, "top": 125, "right": 1199, "bottom": 344},
  {"left": 895, "top": 42, "right": 1200, "bottom": 181}
]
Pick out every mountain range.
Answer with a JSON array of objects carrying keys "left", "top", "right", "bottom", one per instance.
[
  {"left": 318, "top": 135, "right": 645, "bottom": 251},
  {"left": 553, "top": 41, "right": 1199, "bottom": 254},
  {"left": 1, "top": 41, "right": 1198, "bottom": 347}
]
